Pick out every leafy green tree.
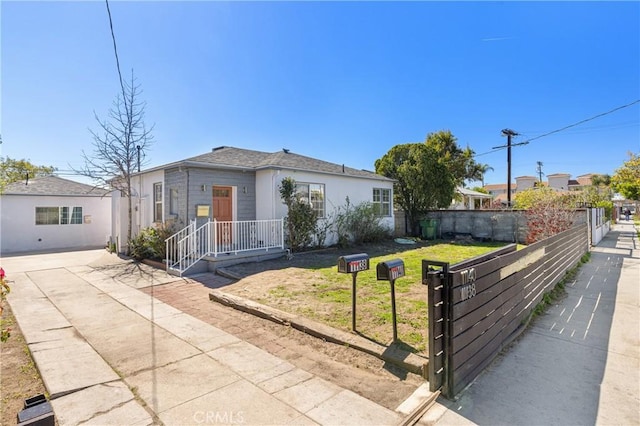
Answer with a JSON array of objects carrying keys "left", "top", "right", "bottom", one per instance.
[
  {"left": 471, "top": 186, "right": 489, "bottom": 194},
  {"left": 424, "top": 130, "right": 485, "bottom": 186},
  {"left": 279, "top": 177, "right": 317, "bottom": 251},
  {"left": 375, "top": 143, "right": 455, "bottom": 235},
  {"left": 591, "top": 174, "right": 611, "bottom": 187},
  {"left": 612, "top": 152, "right": 640, "bottom": 201},
  {"left": 471, "top": 163, "right": 494, "bottom": 187},
  {"left": 0, "top": 157, "right": 55, "bottom": 193}
]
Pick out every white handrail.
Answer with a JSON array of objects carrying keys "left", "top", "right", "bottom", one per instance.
[{"left": 166, "top": 219, "right": 284, "bottom": 275}]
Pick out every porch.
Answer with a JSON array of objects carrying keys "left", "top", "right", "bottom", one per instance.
[{"left": 165, "top": 219, "right": 286, "bottom": 276}]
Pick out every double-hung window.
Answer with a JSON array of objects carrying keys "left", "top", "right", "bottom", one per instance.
[
  {"left": 373, "top": 188, "right": 391, "bottom": 216},
  {"left": 153, "top": 183, "right": 163, "bottom": 222},
  {"left": 295, "top": 183, "right": 325, "bottom": 218},
  {"left": 169, "top": 188, "right": 178, "bottom": 215}
]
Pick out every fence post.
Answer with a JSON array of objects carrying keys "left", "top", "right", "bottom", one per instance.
[{"left": 423, "top": 260, "right": 450, "bottom": 393}]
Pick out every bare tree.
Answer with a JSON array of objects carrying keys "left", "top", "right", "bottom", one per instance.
[{"left": 76, "top": 70, "right": 154, "bottom": 252}]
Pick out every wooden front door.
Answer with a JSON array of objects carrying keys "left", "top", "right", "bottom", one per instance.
[{"left": 213, "top": 186, "right": 233, "bottom": 246}]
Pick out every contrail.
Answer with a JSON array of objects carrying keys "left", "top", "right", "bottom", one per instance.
[{"left": 481, "top": 37, "right": 513, "bottom": 42}]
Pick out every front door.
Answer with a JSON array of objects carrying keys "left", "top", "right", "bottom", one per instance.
[{"left": 213, "top": 186, "right": 233, "bottom": 246}]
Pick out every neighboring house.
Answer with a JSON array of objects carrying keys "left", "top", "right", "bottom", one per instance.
[
  {"left": 484, "top": 183, "right": 517, "bottom": 205},
  {"left": 485, "top": 172, "right": 600, "bottom": 205},
  {"left": 111, "top": 146, "right": 395, "bottom": 271},
  {"left": 451, "top": 187, "right": 493, "bottom": 210},
  {"left": 0, "top": 176, "right": 111, "bottom": 254}
]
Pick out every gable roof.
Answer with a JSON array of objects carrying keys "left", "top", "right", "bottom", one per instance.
[
  {"left": 161, "top": 146, "right": 393, "bottom": 181},
  {"left": 2, "top": 176, "right": 110, "bottom": 197}
]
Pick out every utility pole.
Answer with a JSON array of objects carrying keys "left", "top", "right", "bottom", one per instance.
[
  {"left": 501, "top": 129, "right": 518, "bottom": 207},
  {"left": 493, "top": 129, "right": 527, "bottom": 207},
  {"left": 136, "top": 145, "right": 141, "bottom": 172},
  {"left": 536, "top": 161, "right": 544, "bottom": 183}
]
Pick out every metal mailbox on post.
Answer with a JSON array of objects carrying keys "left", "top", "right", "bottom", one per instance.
[
  {"left": 376, "top": 259, "right": 405, "bottom": 281},
  {"left": 337, "top": 253, "right": 370, "bottom": 331},
  {"left": 338, "top": 253, "right": 370, "bottom": 274},
  {"left": 376, "top": 259, "right": 405, "bottom": 342}
]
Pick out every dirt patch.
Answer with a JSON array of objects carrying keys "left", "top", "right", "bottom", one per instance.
[
  {"left": 219, "top": 241, "right": 432, "bottom": 351},
  {"left": 1, "top": 304, "right": 48, "bottom": 426}
]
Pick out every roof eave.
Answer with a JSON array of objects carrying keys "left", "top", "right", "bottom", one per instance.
[{"left": 255, "top": 164, "right": 395, "bottom": 182}]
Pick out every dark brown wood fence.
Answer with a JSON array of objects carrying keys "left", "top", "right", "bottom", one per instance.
[{"left": 424, "top": 224, "right": 589, "bottom": 398}]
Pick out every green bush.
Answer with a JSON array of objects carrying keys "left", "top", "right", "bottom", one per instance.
[
  {"left": 279, "top": 177, "right": 318, "bottom": 252},
  {"left": 129, "top": 222, "right": 177, "bottom": 261},
  {"left": 334, "top": 198, "right": 391, "bottom": 246}
]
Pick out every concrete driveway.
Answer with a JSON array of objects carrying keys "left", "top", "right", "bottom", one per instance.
[{"left": 3, "top": 249, "right": 404, "bottom": 425}]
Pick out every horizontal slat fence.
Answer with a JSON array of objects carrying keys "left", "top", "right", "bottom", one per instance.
[{"left": 424, "top": 224, "right": 589, "bottom": 398}]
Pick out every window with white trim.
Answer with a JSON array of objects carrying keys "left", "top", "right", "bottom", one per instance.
[
  {"left": 153, "top": 183, "right": 163, "bottom": 222},
  {"left": 295, "top": 183, "right": 325, "bottom": 218},
  {"left": 373, "top": 188, "right": 391, "bottom": 216},
  {"left": 35, "top": 207, "right": 83, "bottom": 225}
]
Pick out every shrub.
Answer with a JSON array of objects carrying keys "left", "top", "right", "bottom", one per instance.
[
  {"left": 334, "top": 198, "right": 391, "bottom": 246},
  {"left": 279, "top": 177, "right": 318, "bottom": 252},
  {"left": 0, "top": 268, "right": 11, "bottom": 342},
  {"left": 129, "top": 221, "right": 178, "bottom": 261},
  {"left": 525, "top": 204, "right": 575, "bottom": 244}
]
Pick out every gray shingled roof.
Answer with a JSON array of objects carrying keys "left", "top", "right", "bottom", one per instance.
[
  {"left": 184, "top": 146, "right": 392, "bottom": 181},
  {"left": 2, "top": 176, "right": 110, "bottom": 197}
]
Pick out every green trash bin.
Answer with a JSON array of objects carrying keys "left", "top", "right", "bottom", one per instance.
[{"left": 420, "top": 219, "right": 438, "bottom": 240}]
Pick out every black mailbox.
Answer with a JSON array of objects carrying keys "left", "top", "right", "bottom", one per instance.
[
  {"left": 338, "top": 253, "right": 370, "bottom": 274},
  {"left": 377, "top": 259, "right": 405, "bottom": 281}
]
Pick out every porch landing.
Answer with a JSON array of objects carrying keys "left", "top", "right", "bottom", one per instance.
[{"left": 167, "top": 248, "right": 288, "bottom": 276}]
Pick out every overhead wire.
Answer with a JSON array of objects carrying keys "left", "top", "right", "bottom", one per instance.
[{"left": 472, "top": 99, "right": 640, "bottom": 159}]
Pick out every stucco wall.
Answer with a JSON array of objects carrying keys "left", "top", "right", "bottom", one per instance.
[
  {"left": 395, "top": 209, "right": 588, "bottom": 244},
  {"left": 1, "top": 194, "right": 111, "bottom": 254},
  {"left": 257, "top": 169, "right": 395, "bottom": 245}
]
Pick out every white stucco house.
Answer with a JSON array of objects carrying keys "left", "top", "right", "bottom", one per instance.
[
  {"left": 0, "top": 176, "right": 111, "bottom": 254},
  {"left": 112, "top": 146, "right": 395, "bottom": 274},
  {"left": 450, "top": 187, "right": 493, "bottom": 210}
]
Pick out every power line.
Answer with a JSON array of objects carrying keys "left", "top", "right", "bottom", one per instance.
[
  {"left": 521, "top": 99, "right": 640, "bottom": 145},
  {"left": 105, "top": 0, "right": 127, "bottom": 106},
  {"left": 473, "top": 100, "right": 640, "bottom": 159}
]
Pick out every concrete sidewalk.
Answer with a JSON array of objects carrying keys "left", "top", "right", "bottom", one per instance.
[
  {"left": 425, "top": 221, "right": 640, "bottom": 425},
  {"left": 4, "top": 250, "right": 403, "bottom": 425}
]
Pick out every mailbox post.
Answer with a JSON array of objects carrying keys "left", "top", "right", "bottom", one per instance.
[
  {"left": 337, "top": 253, "right": 370, "bottom": 331},
  {"left": 376, "top": 259, "right": 405, "bottom": 342}
]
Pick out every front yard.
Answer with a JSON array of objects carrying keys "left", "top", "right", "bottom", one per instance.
[{"left": 221, "top": 239, "right": 509, "bottom": 354}]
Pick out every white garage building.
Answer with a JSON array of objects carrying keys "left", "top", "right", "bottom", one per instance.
[{"left": 1, "top": 176, "right": 111, "bottom": 255}]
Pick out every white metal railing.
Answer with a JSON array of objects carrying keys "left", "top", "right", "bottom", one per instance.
[{"left": 166, "top": 219, "right": 284, "bottom": 275}]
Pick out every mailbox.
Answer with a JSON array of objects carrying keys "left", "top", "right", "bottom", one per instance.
[
  {"left": 376, "top": 259, "right": 405, "bottom": 281},
  {"left": 338, "top": 253, "right": 370, "bottom": 274}
]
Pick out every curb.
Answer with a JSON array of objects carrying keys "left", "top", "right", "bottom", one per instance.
[{"left": 208, "top": 289, "right": 428, "bottom": 377}]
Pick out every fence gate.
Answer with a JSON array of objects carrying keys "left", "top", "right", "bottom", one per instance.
[
  {"left": 423, "top": 224, "right": 589, "bottom": 399},
  {"left": 423, "top": 245, "right": 516, "bottom": 397}
]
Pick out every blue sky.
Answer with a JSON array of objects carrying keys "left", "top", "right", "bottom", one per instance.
[{"left": 2, "top": 1, "right": 639, "bottom": 186}]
